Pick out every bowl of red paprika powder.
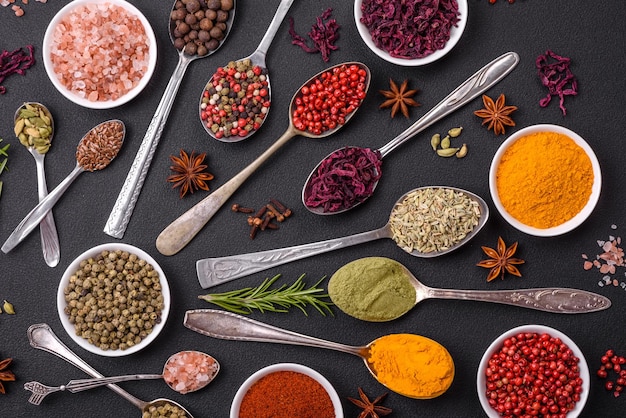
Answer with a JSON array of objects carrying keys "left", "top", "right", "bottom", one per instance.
[
  {"left": 489, "top": 124, "right": 602, "bottom": 237},
  {"left": 477, "top": 324, "right": 590, "bottom": 418},
  {"left": 230, "top": 363, "right": 343, "bottom": 418}
]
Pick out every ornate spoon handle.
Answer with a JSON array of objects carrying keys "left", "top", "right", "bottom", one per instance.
[
  {"left": 33, "top": 151, "right": 60, "bottom": 267},
  {"left": 425, "top": 287, "right": 611, "bottom": 313}
]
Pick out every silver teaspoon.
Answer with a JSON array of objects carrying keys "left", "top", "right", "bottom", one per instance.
[
  {"left": 302, "top": 51, "right": 520, "bottom": 215},
  {"left": 328, "top": 257, "right": 612, "bottom": 322},
  {"left": 196, "top": 186, "right": 488, "bottom": 288},
  {"left": 26, "top": 324, "right": 195, "bottom": 418},
  {"left": 14, "top": 102, "right": 60, "bottom": 267},
  {"left": 24, "top": 350, "right": 220, "bottom": 405},
  {"left": 103, "top": 0, "right": 236, "bottom": 239},
  {"left": 200, "top": 0, "right": 294, "bottom": 142},
  {"left": 2, "top": 120, "right": 125, "bottom": 254}
]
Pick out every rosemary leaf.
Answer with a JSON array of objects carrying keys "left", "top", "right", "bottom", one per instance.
[{"left": 198, "top": 274, "right": 334, "bottom": 316}]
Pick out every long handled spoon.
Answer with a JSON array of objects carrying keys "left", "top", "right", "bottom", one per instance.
[
  {"left": 103, "top": 0, "right": 236, "bottom": 239},
  {"left": 27, "top": 324, "right": 195, "bottom": 417}
]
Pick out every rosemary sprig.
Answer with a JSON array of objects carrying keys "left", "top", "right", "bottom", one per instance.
[
  {"left": 0, "top": 138, "right": 8, "bottom": 199},
  {"left": 198, "top": 274, "right": 334, "bottom": 316}
]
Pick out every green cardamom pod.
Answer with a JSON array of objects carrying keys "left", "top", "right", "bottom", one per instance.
[
  {"left": 448, "top": 126, "right": 463, "bottom": 138},
  {"left": 437, "top": 147, "right": 460, "bottom": 157},
  {"left": 456, "top": 143, "right": 468, "bottom": 158},
  {"left": 3, "top": 300, "right": 15, "bottom": 314},
  {"left": 441, "top": 135, "right": 451, "bottom": 149},
  {"left": 430, "top": 133, "right": 440, "bottom": 151}
]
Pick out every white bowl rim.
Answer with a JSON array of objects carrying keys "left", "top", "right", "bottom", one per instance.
[
  {"left": 57, "top": 243, "right": 171, "bottom": 357},
  {"left": 229, "top": 362, "right": 344, "bottom": 418},
  {"left": 477, "top": 324, "right": 590, "bottom": 418},
  {"left": 489, "top": 124, "right": 602, "bottom": 237},
  {"left": 354, "top": 0, "right": 468, "bottom": 66},
  {"left": 42, "top": 0, "right": 158, "bottom": 109}
]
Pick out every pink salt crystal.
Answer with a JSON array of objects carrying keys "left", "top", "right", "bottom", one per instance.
[{"left": 162, "top": 351, "right": 219, "bottom": 394}]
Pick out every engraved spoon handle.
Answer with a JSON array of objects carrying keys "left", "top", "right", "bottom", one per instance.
[
  {"left": 378, "top": 51, "right": 519, "bottom": 158},
  {"left": 32, "top": 149, "right": 60, "bottom": 267},
  {"left": 27, "top": 324, "right": 147, "bottom": 410},
  {"left": 104, "top": 53, "right": 194, "bottom": 239},
  {"left": 196, "top": 224, "right": 392, "bottom": 288},
  {"left": 424, "top": 287, "right": 611, "bottom": 313},
  {"left": 248, "top": 0, "right": 295, "bottom": 64}
]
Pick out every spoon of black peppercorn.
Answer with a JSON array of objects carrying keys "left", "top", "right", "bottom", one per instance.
[
  {"left": 302, "top": 51, "right": 520, "bottom": 215},
  {"left": 199, "top": 0, "right": 295, "bottom": 142},
  {"left": 103, "top": 0, "right": 236, "bottom": 239}
]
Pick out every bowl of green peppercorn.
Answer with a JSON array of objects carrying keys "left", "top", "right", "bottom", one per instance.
[{"left": 57, "top": 243, "right": 171, "bottom": 357}]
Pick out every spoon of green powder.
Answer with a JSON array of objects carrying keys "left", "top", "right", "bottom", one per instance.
[{"left": 328, "top": 257, "right": 612, "bottom": 321}]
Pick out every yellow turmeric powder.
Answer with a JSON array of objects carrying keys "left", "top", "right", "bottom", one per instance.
[
  {"left": 366, "top": 333, "right": 454, "bottom": 398},
  {"left": 496, "top": 131, "right": 594, "bottom": 229}
]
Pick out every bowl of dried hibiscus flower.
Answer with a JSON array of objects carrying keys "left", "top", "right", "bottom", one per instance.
[{"left": 354, "top": 0, "right": 468, "bottom": 66}]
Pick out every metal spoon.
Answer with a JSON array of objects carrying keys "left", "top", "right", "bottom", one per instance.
[
  {"left": 2, "top": 120, "right": 125, "bottom": 254},
  {"left": 195, "top": 186, "right": 488, "bottom": 288},
  {"left": 302, "top": 51, "right": 520, "bottom": 215},
  {"left": 200, "top": 0, "right": 295, "bottom": 142},
  {"left": 103, "top": 0, "right": 236, "bottom": 239},
  {"left": 156, "top": 62, "right": 371, "bottom": 256},
  {"left": 26, "top": 324, "right": 195, "bottom": 417},
  {"left": 184, "top": 309, "right": 453, "bottom": 399},
  {"left": 14, "top": 102, "right": 60, "bottom": 266},
  {"left": 24, "top": 350, "right": 220, "bottom": 405},
  {"left": 328, "top": 257, "right": 612, "bottom": 322}
]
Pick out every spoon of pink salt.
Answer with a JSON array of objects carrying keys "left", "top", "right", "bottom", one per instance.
[{"left": 24, "top": 350, "right": 219, "bottom": 404}]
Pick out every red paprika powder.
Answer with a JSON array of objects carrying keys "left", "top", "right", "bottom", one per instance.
[{"left": 238, "top": 370, "right": 335, "bottom": 418}]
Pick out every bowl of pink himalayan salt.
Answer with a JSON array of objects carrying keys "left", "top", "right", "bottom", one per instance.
[{"left": 42, "top": 0, "right": 157, "bottom": 109}]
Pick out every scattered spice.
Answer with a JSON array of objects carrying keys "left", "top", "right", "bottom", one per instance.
[
  {"left": 162, "top": 351, "right": 219, "bottom": 394},
  {"left": 536, "top": 50, "right": 578, "bottom": 115},
  {"left": 473, "top": 93, "right": 517, "bottom": 135},
  {"left": 389, "top": 187, "right": 481, "bottom": 254},
  {"left": 200, "top": 59, "right": 270, "bottom": 139},
  {"left": 2, "top": 300, "right": 15, "bottom": 314},
  {"left": 288, "top": 8, "right": 339, "bottom": 62},
  {"left": 476, "top": 236, "right": 524, "bottom": 282},
  {"left": 360, "top": 0, "right": 460, "bottom": 59},
  {"left": 238, "top": 370, "right": 335, "bottom": 418},
  {"left": 76, "top": 120, "right": 125, "bottom": 171},
  {"left": 581, "top": 229, "right": 626, "bottom": 290},
  {"left": 484, "top": 331, "right": 583, "bottom": 415},
  {"left": 0, "top": 358, "right": 15, "bottom": 394},
  {"left": 303, "top": 146, "right": 382, "bottom": 213},
  {"left": 495, "top": 130, "right": 593, "bottom": 229},
  {"left": 170, "top": 0, "right": 233, "bottom": 56},
  {"left": 167, "top": 149, "right": 214, "bottom": 198},
  {"left": 367, "top": 334, "right": 455, "bottom": 398},
  {"left": 15, "top": 102, "right": 53, "bottom": 154},
  {"left": 198, "top": 274, "right": 333, "bottom": 316},
  {"left": 1, "top": 0, "right": 47, "bottom": 17},
  {"left": 431, "top": 127, "right": 466, "bottom": 158},
  {"left": 0, "top": 45, "right": 35, "bottom": 94},
  {"left": 292, "top": 63, "right": 368, "bottom": 135},
  {"left": 348, "top": 387, "right": 392, "bottom": 418},
  {"left": 231, "top": 198, "right": 292, "bottom": 239},
  {"left": 595, "top": 349, "right": 626, "bottom": 398},
  {"left": 379, "top": 79, "right": 420, "bottom": 118}
]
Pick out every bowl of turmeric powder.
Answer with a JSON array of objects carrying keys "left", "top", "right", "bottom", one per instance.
[{"left": 489, "top": 124, "right": 601, "bottom": 236}]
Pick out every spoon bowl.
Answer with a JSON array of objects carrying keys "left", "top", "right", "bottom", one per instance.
[
  {"left": 14, "top": 102, "right": 60, "bottom": 266},
  {"left": 156, "top": 62, "right": 370, "bottom": 256}
]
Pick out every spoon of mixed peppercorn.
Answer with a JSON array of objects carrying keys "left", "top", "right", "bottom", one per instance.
[
  {"left": 302, "top": 51, "right": 520, "bottom": 215},
  {"left": 199, "top": 0, "right": 294, "bottom": 141},
  {"left": 157, "top": 61, "right": 370, "bottom": 256}
]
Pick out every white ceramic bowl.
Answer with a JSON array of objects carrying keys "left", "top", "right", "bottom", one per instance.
[
  {"left": 57, "top": 243, "right": 170, "bottom": 357},
  {"left": 477, "top": 324, "right": 590, "bottom": 418},
  {"left": 42, "top": 0, "right": 157, "bottom": 109},
  {"left": 230, "top": 363, "right": 343, "bottom": 418},
  {"left": 354, "top": 0, "right": 468, "bottom": 66},
  {"left": 489, "top": 124, "right": 601, "bottom": 237}
]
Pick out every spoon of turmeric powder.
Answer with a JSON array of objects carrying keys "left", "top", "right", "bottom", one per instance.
[{"left": 184, "top": 309, "right": 455, "bottom": 399}]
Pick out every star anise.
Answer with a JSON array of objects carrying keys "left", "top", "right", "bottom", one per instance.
[
  {"left": 477, "top": 236, "right": 525, "bottom": 282},
  {"left": 0, "top": 358, "right": 16, "bottom": 394},
  {"left": 167, "top": 149, "right": 214, "bottom": 198},
  {"left": 473, "top": 93, "right": 517, "bottom": 135},
  {"left": 379, "top": 78, "right": 420, "bottom": 118},
  {"left": 348, "top": 387, "right": 392, "bottom": 418}
]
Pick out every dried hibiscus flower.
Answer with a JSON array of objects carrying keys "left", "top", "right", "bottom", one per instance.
[
  {"left": 536, "top": 50, "right": 578, "bottom": 116},
  {"left": 288, "top": 8, "right": 339, "bottom": 62},
  {"left": 0, "top": 45, "right": 35, "bottom": 94}
]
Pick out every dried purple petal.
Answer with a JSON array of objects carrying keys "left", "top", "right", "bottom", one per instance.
[
  {"left": 288, "top": 8, "right": 339, "bottom": 62},
  {"left": 0, "top": 45, "right": 35, "bottom": 94},
  {"left": 360, "top": 0, "right": 460, "bottom": 59},
  {"left": 304, "top": 147, "right": 382, "bottom": 213},
  {"left": 536, "top": 50, "right": 578, "bottom": 116}
]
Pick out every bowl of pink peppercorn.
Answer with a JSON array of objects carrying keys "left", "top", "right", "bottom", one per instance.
[
  {"left": 477, "top": 324, "right": 590, "bottom": 417},
  {"left": 42, "top": 0, "right": 157, "bottom": 109}
]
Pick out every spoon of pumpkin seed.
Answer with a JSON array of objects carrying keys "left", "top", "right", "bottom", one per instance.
[{"left": 14, "top": 102, "right": 60, "bottom": 267}]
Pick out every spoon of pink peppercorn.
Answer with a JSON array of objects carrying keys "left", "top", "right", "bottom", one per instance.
[
  {"left": 302, "top": 51, "right": 520, "bottom": 215},
  {"left": 24, "top": 350, "right": 220, "bottom": 405},
  {"left": 199, "top": 0, "right": 295, "bottom": 142}
]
